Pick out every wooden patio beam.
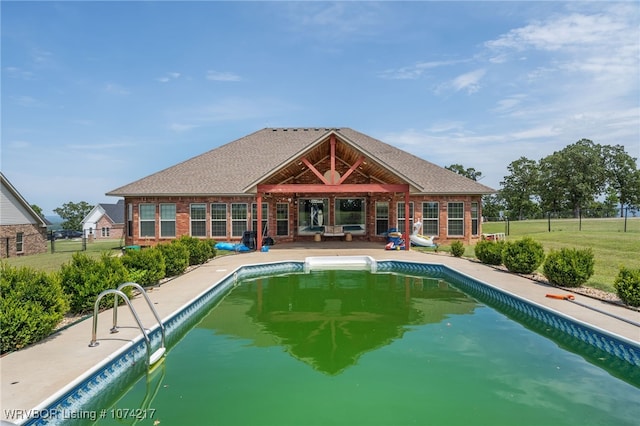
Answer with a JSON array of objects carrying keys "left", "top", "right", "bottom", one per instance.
[
  {"left": 300, "top": 157, "right": 329, "bottom": 184},
  {"left": 258, "top": 183, "right": 409, "bottom": 193}
]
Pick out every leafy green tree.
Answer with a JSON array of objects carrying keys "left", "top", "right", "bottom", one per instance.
[
  {"left": 537, "top": 139, "right": 606, "bottom": 217},
  {"left": 500, "top": 157, "right": 540, "bottom": 220},
  {"left": 30, "top": 204, "right": 45, "bottom": 220},
  {"left": 445, "top": 164, "right": 483, "bottom": 181},
  {"left": 602, "top": 144, "right": 640, "bottom": 216},
  {"left": 53, "top": 201, "right": 94, "bottom": 231},
  {"left": 537, "top": 154, "right": 567, "bottom": 215},
  {"left": 481, "top": 194, "right": 504, "bottom": 220}
]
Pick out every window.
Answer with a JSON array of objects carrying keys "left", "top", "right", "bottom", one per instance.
[
  {"left": 160, "top": 204, "right": 176, "bottom": 237},
  {"left": 375, "top": 202, "right": 389, "bottom": 235},
  {"left": 422, "top": 202, "right": 439, "bottom": 235},
  {"left": 210, "top": 203, "right": 227, "bottom": 237},
  {"left": 127, "top": 203, "right": 133, "bottom": 237},
  {"left": 448, "top": 202, "right": 464, "bottom": 236},
  {"left": 231, "top": 203, "right": 248, "bottom": 237},
  {"left": 139, "top": 204, "right": 156, "bottom": 237},
  {"left": 251, "top": 203, "right": 268, "bottom": 235},
  {"left": 471, "top": 202, "right": 479, "bottom": 235},
  {"left": 16, "top": 232, "right": 24, "bottom": 253},
  {"left": 397, "top": 202, "right": 414, "bottom": 233},
  {"left": 335, "top": 198, "right": 365, "bottom": 233},
  {"left": 101, "top": 227, "right": 110, "bottom": 237},
  {"left": 276, "top": 203, "right": 289, "bottom": 236},
  {"left": 191, "top": 204, "right": 207, "bottom": 237},
  {"left": 298, "top": 199, "right": 328, "bottom": 234}
]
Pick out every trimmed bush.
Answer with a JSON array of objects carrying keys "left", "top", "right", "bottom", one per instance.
[
  {"left": 614, "top": 267, "right": 640, "bottom": 307},
  {"left": 60, "top": 252, "right": 131, "bottom": 314},
  {"left": 450, "top": 241, "right": 465, "bottom": 257},
  {"left": 543, "top": 248, "right": 594, "bottom": 287},
  {"left": 502, "top": 237, "right": 545, "bottom": 274},
  {"left": 175, "top": 236, "right": 214, "bottom": 265},
  {"left": 474, "top": 240, "right": 505, "bottom": 265},
  {"left": 0, "top": 262, "right": 69, "bottom": 353},
  {"left": 158, "top": 241, "right": 189, "bottom": 277},
  {"left": 121, "top": 247, "right": 166, "bottom": 287}
]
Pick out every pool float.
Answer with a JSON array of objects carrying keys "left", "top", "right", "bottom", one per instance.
[
  {"left": 215, "top": 242, "right": 250, "bottom": 252},
  {"left": 545, "top": 294, "right": 575, "bottom": 300}
]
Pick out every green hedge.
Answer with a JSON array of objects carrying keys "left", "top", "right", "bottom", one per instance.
[
  {"left": 474, "top": 240, "right": 505, "bottom": 265},
  {"left": 614, "top": 267, "right": 640, "bottom": 307},
  {"left": 121, "top": 247, "right": 166, "bottom": 287},
  {"left": 543, "top": 248, "right": 594, "bottom": 287},
  {"left": 502, "top": 237, "right": 545, "bottom": 274},
  {"left": 0, "top": 262, "right": 69, "bottom": 353},
  {"left": 59, "top": 252, "right": 132, "bottom": 313},
  {"left": 157, "top": 242, "right": 190, "bottom": 277},
  {"left": 450, "top": 241, "right": 465, "bottom": 257},
  {"left": 175, "top": 236, "right": 215, "bottom": 265}
]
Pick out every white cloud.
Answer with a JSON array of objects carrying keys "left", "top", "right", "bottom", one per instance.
[
  {"left": 485, "top": 3, "right": 638, "bottom": 85},
  {"left": 4, "top": 66, "right": 35, "bottom": 80},
  {"left": 206, "top": 70, "right": 242, "bottom": 82},
  {"left": 156, "top": 72, "right": 181, "bottom": 83},
  {"left": 378, "top": 60, "right": 465, "bottom": 80},
  {"left": 436, "top": 69, "right": 486, "bottom": 94}
]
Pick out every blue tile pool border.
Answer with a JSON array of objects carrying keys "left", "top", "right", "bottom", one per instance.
[{"left": 23, "top": 259, "right": 640, "bottom": 425}]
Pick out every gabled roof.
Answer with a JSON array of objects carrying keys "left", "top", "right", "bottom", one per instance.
[
  {"left": 102, "top": 199, "right": 124, "bottom": 224},
  {"left": 0, "top": 172, "right": 49, "bottom": 227},
  {"left": 106, "top": 128, "right": 494, "bottom": 197},
  {"left": 82, "top": 200, "right": 124, "bottom": 225}
]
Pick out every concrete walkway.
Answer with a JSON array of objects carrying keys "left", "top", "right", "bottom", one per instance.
[{"left": 2, "top": 242, "right": 639, "bottom": 423}]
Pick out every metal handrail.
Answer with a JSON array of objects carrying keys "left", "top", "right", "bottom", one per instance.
[
  {"left": 114, "top": 282, "right": 166, "bottom": 351},
  {"left": 88, "top": 289, "right": 153, "bottom": 365}
]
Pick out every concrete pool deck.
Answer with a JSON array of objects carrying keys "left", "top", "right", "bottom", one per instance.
[{"left": 2, "top": 242, "right": 639, "bottom": 423}]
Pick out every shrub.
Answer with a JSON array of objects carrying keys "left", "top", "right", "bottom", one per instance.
[
  {"left": 501, "top": 237, "right": 545, "bottom": 274},
  {"left": 614, "top": 267, "right": 640, "bottom": 307},
  {"left": 175, "top": 236, "right": 214, "bottom": 265},
  {"left": 0, "top": 262, "right": 69, "bottom": 353},
  {"left": 121, "top": 247, "right": 166, "bottom": 287},
  {"left": 543, "top": 248, "right": 594, "bottom": 287},
  {"left": 450, "top": 241, "right": 465, "bottom": 257},
  {"left": 60, "top": 252, "right": 131, "bottom": 314},
  {"left": 474, "top": 240, "right": 505, "bottom": 265},
  {"left": 157, "top": 241, "right": 189, "bottom": 277}
]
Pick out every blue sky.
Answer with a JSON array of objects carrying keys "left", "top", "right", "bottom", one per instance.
[{"left": 2, "top": 1, "right": 639, "bottom": 215}]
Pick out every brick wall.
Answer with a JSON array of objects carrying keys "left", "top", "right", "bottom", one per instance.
[
  {"left": 122, "top": 193, "right": 484, "bottom": 247},
  {"left": 0, "top": 224, "right": 48, "bottom": 258}
]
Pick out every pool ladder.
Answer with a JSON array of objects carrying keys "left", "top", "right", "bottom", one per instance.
[{"left": 89, "top": 282, "right": 166, "bottom": 367}]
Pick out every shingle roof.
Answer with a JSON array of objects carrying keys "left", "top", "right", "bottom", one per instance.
[
  {"left": 101, "top": 199, "right": 124, "bottom": 224},
  {"left": 106, "top": 128, "right": 494, "bottom": 196}
]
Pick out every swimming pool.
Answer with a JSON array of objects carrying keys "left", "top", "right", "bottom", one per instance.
[{"left": 25, "top": 260, "right": 640, "bottom": 425}]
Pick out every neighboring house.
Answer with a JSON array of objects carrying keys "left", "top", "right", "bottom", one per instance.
[
  {"left": 107, "top": 128, "right": 495, "bottom": 248},
  {"left": 81, "top": 199, "right": 125, "bottom": 240},
  {"left": 0, "top": 172, "right": 49, "bottom": 258}
]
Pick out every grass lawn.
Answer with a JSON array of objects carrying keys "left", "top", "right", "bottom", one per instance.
[
  {"left": 3, "top": 239, "right": 123, "bottom": 273},
  {"left": 449, "top": 217, "right": 639, "bottom": 292}
]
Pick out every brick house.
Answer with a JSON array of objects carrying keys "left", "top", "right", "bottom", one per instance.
[
  {"left": 107, "top": 128, "right": 495, "bottom": 249},
  {"left": 81, "top": 199, "right": 125, "bottom": 241},
  {"left": 0, "top": 172, "right": 49, "bottom": 258}
]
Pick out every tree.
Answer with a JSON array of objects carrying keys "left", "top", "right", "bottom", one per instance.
[
  {"left": 480, "top": 194, "right": 504, "bottom": 220},
  {"left": 538, "top": 139, "right": 606, "bottom": 217},
  {"left": 500, "top": 157, "right": 540, "bottom": 220},
  {"left": 445, "top": 164, "right": 483, "bottom": 181},
  {"left": 53, "top": 201, "right": 94, "bottom": 231},
  {"left": 602, "top": 144, "right": 640, "bottom": 216},
  {"left": 30, "top": 204, "right": 45, "bottom": 220}
]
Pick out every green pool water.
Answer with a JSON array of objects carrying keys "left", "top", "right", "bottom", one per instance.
[{"left": 96, "top": 270, "right": 640, "bottom": 426}]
